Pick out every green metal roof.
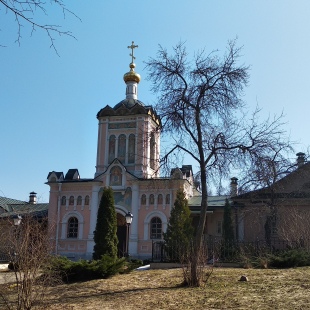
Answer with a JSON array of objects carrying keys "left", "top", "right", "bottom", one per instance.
[
  {"left": 0, "top": 196, "right": 27, "bottom": 212},
  {"left": 188, "top": 195, "right": 230, "bottom": 207},
  {"left": 188, "top": 195, "right": 230, "bottom": 214},
  {"left": 0, "top": 196, "right": 48, "bottom": 219}
]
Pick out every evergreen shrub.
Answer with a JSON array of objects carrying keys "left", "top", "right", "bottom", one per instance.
[
  {"left": 125, "top": 258, "right": 143, "bottom": 271},
  {"left": 268, "top": 249, "right": 310, "bottom": 268},
  {"left": 164, "top": 190, "right": 194, "bottom": 263},
  {"left": 93, "top": 187, "right": 118, "bottom": 260},
  {"left": 221, "top": 199, "right": 237, "bottom": 262},
  {"left": 8, "top": 261, "right": 19, "bottom": 271},
  {"left": 48, "top": 255, "right": 127, "bottom": 282}
]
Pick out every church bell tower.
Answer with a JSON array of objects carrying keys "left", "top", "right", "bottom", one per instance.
[{"left": 95, "top": 42, "right": 161, "bottom": 179}]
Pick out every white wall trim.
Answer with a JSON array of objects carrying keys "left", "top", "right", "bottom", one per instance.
[
  {"left": 61, "top": 211, "right": 84, "bottom": 240},
  {"left": 143, "top": 211, "right": 167, "bottom": 240}
]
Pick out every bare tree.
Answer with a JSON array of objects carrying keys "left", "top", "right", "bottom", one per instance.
[
  {"left": 277, "top": 206, "right": 310, "bottom": 247},
  {"left": 237, "top": 147, "right": 295, "bottom": 194},
  {"left": 0, "top": 0, "right": 79, "bottom": 53},
  {"left": 145, "top": 40, "right": 292, "bottom": 286},
  {"left": 0, "top": 214, "right": 58, "bottom": 310},
  {"left": 249, "top": 158, "right": 310, "bottom": 246}
]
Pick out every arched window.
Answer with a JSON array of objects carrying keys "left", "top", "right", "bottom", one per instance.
[
  {"left": 141, "top": 194, "right": 146, "bottom": 205},
  {"left": 149, "top": 194, "right": 155, "bottom": 205},
  {"left": 150, "top": 217, "right": 162, "bottom": 239},
  {"left": 77, "top": 196, "right": 82, "bottom": 205},
  {"left": 118, "top": 134, "right": 126, "bottom": 163},
  {"left": 166, "top": 194, "right": 170, "bottom": 205},
  {"left": 128, "top": 134, "right": 135, "bottom": 164},
  {"left": 85, "top": 195, "right": 90, "bottom": 205},
  {"left": 61, "top": 196, "right": 66, "bottom": 206},
  {"left": 158, "top": 194, "right": 163, "bottom": 205},
  {"left": 110, "top": 166, "right": 122, "bottom": 186},
  {"left": 108, "top": 135, "right": 116, "bottom": 164},
  {"left": 67, "top": 217, "right": 78, "bottom": 238},
  {"left": 150, "top": 132, "right": 155, "bottom": 169},
  {"left": 69, "top": 196, "right": 74, "bottom": 205}
]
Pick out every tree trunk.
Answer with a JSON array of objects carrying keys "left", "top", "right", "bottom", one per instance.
[{"left": 190, "top": 149, "right": 208, "bottom": 286}]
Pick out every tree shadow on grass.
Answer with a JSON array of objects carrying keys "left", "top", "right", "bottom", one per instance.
[{"left": 40, "top": 283, "right": 185, "bottom": 308}]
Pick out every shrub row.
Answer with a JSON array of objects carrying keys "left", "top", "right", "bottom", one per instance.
[
  {"left": 47, "top": 255, "right": 142, "bottom": 283},
  {"left": 268, "top": 249, "right": 310, "bottom": 268},
  {"left": 241, "top": 249, "right": 310, "bottom": 269}
]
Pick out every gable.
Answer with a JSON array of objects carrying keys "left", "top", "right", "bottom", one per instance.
[
  {"left": 234, "top": 162, "right": 310, "bottom": 204},
  {"left": 94, "top": 159, "right": 139, "bottom": 186},
  {"left": 65, "top": 169, "right": 80, "bottom": 180},
  {"left": 273, "top": 162, "right": 310, "bottom": 193},
  {"left": 47, "top": 171, "right": 64, "bottom": 182}
]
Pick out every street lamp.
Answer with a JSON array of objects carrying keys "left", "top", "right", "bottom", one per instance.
[
  {"left": 125, "top": 211, "right": 133, "bottom": 257},
  {"left": 13, "top": 215, "right": 22, "bottom": 227},
  {"left": 12, "top": 215, "right": 22, "bottom": 268}
]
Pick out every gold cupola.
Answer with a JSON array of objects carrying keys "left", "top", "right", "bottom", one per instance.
[{"left": 123, "top": 62, "right": 141, "bottom": 83}]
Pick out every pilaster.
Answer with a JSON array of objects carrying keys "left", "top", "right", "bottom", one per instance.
[
  {"left": 129, "top": 182, "right": 139, "bottom": 255},
  {"left": 86, "top": 185, "right": 100, "bottom": 254}
]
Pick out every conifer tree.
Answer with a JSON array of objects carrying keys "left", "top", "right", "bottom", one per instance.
[
  {"left": 93, "top": 187, "right": 118, "bottom": 260},
  {"left": 222, "top": 199, "right": 235, "bottom": 244},
  {"left": 164, "top": 190, "right": 194, "bottom": 262}
]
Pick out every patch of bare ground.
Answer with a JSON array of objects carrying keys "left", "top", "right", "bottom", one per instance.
[{"left": 1, "top": 267, "right": 310, "bottom": 309}]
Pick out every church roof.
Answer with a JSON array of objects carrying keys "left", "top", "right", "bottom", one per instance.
[
  {"left": 181, "top": 165, "right": 193, "bottom": 178},
  {"left": 97, "top": 102, "right": 161, "bottom": 126},
  {"left": 65, "top": 169, "right": 80, "bottom": 180},
  {"left": 97, "top": 41, "right": 161, "bottom": 127},
  {"left": 60, "top": 178, "right": 95, "bottom": 183},
  {"left": 171, "top": 165, "right": 193, "bottom": 178},
  {"left": 47, "top": 171, "right": 64, "bottom": 179},
  {"left": 113, "top": 98, "right": 145, "bottom": 110}
]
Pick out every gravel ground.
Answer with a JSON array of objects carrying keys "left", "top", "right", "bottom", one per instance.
[{"left": 0, "top": 264, "right": 16, "bottom": 284}]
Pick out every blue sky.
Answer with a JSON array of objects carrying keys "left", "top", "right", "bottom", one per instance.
[{"left": 1, "top": 1, "right": 310, "bottom": 202}]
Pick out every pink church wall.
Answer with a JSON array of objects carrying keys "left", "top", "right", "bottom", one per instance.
[
  {"left": 47, "top": 168, "right": 198, "bottom": 260},
  {"left": 48, "top": 182, "right": 93, "bottom": 258}
]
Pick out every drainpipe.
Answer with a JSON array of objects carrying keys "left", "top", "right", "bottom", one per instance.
[{"left": 55, "top": 183, "right": 62, "bottom": 255}]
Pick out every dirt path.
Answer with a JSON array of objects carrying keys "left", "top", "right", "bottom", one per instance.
[{"left": 0, "top": 271, "right": 16, "bottom": 284}]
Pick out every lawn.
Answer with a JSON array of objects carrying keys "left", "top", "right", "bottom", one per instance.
[{"left": 1, "top": 267, "right": 310, "bottom": 309}]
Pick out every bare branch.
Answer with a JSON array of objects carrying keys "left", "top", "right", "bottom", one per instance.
[
  {"left": 146, "top": 40, "right": 294, "bottom": 286},
  {"left": 0, "top": 0, "right": 80, "bottom": 54}
]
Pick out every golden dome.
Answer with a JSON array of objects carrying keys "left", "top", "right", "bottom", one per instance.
[{"left": 123, "top": 63, "right": 141, "bottom": 83}]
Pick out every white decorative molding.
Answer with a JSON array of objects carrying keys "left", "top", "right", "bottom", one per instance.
[
  {"left": 61, "top": 211, "right": 84, "bottom": 240},
  {"left": 143, "top": 211, "right": 167, "bottom": 240}
]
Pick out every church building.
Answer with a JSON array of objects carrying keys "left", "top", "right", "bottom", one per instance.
[{"left": 46, "top": 43, "right": 226, "bottom": 260}]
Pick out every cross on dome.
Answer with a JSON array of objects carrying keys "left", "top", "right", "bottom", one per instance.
[{"left": 128, "top": 41, "right": 138, "bottom": 63}]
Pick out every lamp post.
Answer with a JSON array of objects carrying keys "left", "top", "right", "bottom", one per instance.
[
  {"left": 12, "top": 215, "right": 22, "bottom": 266},
  {"left": 13, "top": 215, "right": 22, "bottom": 227},
  {"left": 125, "top": 211, "right": 133, "bottom": 257}
]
